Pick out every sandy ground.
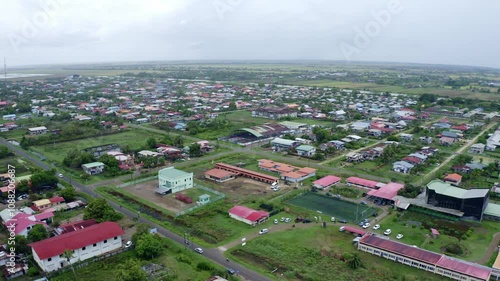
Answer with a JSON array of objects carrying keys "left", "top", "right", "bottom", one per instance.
[{"left": 124, "top": 179, "right": 192, "bottom": 214}]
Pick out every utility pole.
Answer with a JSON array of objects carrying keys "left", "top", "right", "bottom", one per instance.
[{"left": 3, "top": 57, "right": 6, "bottom": 96}]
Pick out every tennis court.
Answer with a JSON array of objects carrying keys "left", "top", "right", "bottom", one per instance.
[{"left": 286, "top": 192, "right": 376, "bottom": 223}]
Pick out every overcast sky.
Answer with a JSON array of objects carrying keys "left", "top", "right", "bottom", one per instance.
[{"left": 1, "top": 0, "right": 499, "bottom": 68}]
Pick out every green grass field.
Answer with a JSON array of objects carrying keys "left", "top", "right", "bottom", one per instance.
[
  {"left": 286, "top": 192, "right": 375, "bottom": 223},
  {"left": 228, "top": 226, "right": 445, "bottom": 281},
  {"left": 377, "top": 210, "right": 500, "bottom": 263},
  {"left": 47, "top": 239, "right": 239, "bottom": 281},
  {"left": 31, "top": 130, "right": 159, "bottom": 163}
]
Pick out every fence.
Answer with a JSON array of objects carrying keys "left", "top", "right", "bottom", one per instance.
[
  {"left": 174, "top": 183, "right": 225, "bottom": 217},
  {"left": 46, "top": 247, "right": 131, "bottom": 278},
  {"left": 117, "top": 175, "right": 157, "bottom": 188}
]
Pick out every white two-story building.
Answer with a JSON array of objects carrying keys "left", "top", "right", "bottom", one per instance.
[{"left": 29, "top": 222, "right": 125, "bottom": 272}]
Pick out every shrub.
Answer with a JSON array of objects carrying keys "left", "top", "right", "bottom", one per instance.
[
  {"left": 196, "top": 261, "right": 214, "bottom": 271},
  {"left": 176, "top": 254, "right": 192, "bottom": 264}
]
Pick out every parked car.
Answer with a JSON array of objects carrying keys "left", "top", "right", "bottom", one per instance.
[
  {"left": 360, "top": 201, "right": 367, "bottom": 205},
  {"left": 259, "top": 229, "right": 269, "bottom": 235},
  {"left": 339, "top": 226, "right": 345, "bottom": 232},
  {"left": 194, "top": 248, "right": 203, "bottom": 254},
  {"left": 280, "top": 217, "right": 285, "bottom": 222},
  {"left": 384, "top": 229, "right": 392, "bottom": 235},
  {"left": 372, "top": 224, "right": 380, "bottom": 230},
  {"left": 295, "top": 217, "right": 304, "bottom": 223},
  {"left": 362, "top": 223, "right": 370, "bottom": 229},
  {"left": 302, "top": 219, "right": 312, "bottom": 223},
  {"left": 396, "top": 234, "right": 404, "bottom": 239},
  {"left": 57, "top": 173, "right": 64, "bottom": 178},
  {"left": 359, "top": 221, "right": 365, "bottom": 227},
  {"left": 339, "top": 219, "right": 347, "bottom": 223},
  {"left": 285, "top": 218, "right": 291, "bottom": 223},
  {"left": 274, "top": 219, "right": 278, "bottom": 224},
  {"left": 125, "top": 241, "right": 132, "bottom": 248},
  {"left": 331, "top": 217, "right": 335, "bottom": 222},
  {"left": 227, "top": 268, "right": 236, "bottom": 275}
]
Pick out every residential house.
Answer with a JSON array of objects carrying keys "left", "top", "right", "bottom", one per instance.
[
  {"left": 29, "top": 222, "right": 125, "bottom": 272},
  {"left": 419, "top": 136, "right": 433, "bottom": 144},
  {"left": 296, "top": 145, "right": 316, "bottom": 157},
  {"left": 27, "top": 126, "right": 47, "bottom": 135},
  {"left": 393, "top": 161, "right": 414, "bottom": 174},
  {"left": 3, "top": 212, "right": 53, "bottom": 237},
  {"left": 468, "top": 143, "right": 485, "bottom": 154},
  {"left": 400, "top": 133, "right": 413, "bottom": 142},
  {"left": 252, "top": 107, "right": 297, "bottom": 119},
  {"left": 81, "top": 162, "right": 105, "bottom": 175},
  {"left": 444, "top": 173, "right": 462, "bottom": 186},
  {"left": 31, "top": 197, "right": 65, "bottom": 212},
  {"left": 346, "top": 152, "right": 363, "bottom": 163},
  {"left": 439, "top": 137, "right": 455, "bottom": 146},
  {"left": 271, "top": 138, "right": 299, "bottom": 152}
]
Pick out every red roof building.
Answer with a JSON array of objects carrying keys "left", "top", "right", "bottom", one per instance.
[
  {"left": 367, "top": 182, "right": 405, "bottom": 201},
  {"left": 444, "top": 173, "right": 462, "bottom": 186},
  {"left": 346, "top": 177, "right": 381, "bottom": 189},
  {"left": 204, "top": 169, "right": 235, "bottom": 182},
  {"left": 313, "top": 175, "right": 341, "bottom": 189},
  {"left": 228, "top": 206, "right": 269, "bottom": 226},
  {"left": 29, "top": 221, "right": 125, "bottom": 272},
  {"left": 358, "top": 233, "right": 491, "bottom": 281}
]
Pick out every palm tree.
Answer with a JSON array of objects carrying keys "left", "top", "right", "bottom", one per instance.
[
  {"left": 62, "top": 249, "right": 77, "bottom": 280},
  {"left": 347, "top": 252, "right": 363, "bottom": 269}
]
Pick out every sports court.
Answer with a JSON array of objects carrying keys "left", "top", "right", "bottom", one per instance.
[{"left": 286, "top": 192, "right": 375, "bottom": 223}]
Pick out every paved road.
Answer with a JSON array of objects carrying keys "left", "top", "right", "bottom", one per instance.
[
  {"left": 0, "top": 139, "right": 271, "bottom": 281},
  {"left": 419, "top": 122, "right": 497, "bottom": 185}
]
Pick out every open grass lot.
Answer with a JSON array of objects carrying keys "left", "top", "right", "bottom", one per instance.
[
  {"left": 286, "top": 192, "right": 377, "bottom": 223},
  {"left": 376, "top": 209, "right": 500, "bottom": 263},
  {"left": 0, "top": 156, "right": 33, "bottom": 175},
  {"left": 48, "top": 239, "right": 239, "bottom": 281},
  {"left": 288, "top": 80, "right": 500, "bottom": 101},
  {"left": 31, "top": 130, "right": 158, "bottom": 163},
  {"left": 228, "top": 226, "right": 444, "bottom": 281}
]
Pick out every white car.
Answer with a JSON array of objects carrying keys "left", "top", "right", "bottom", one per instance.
[
  {"left": 284, "top": 218, "right": 291, "bottom": 223},
  {"left": 125, "top": 241, "right": 132, "bottom": 248},
  {"left": 372, "top": 224, "right": 380, "bottom": 230},
  {"left": 274, "top": 219, "right": 278, "bottom": 224},
  {"left": 384, "top": 229, "right": 392, "bottom": 235},
  {"left": 331, "top": 217, "right": 335, "bottom": 222},
  {"left": 362, "top": 223, "right": 370, "bottom": 229},
  {"left": 194, "top": 247, "right": 203, "bottom": 254},
  {"left": 396, "top": 234, "right": 404, "bottom": 239},
  {"left": 259, "top": 228, "right": 269, "bottom": 235},
  {"left": 58, "top": 173, "right": 64, "bottom": 178},
  {"left": 280, "top": 217, "right": 285, "bottom": 222}
]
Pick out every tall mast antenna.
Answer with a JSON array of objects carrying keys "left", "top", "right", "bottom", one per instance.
[{"left": 3, "top": 57, "right": 6, "bottom": 95}]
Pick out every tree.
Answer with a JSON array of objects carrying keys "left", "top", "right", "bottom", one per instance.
[
  {"left": 0, "top": 145, "right": 11, "bottom": 158},
  {"left": 146, "top": 137, "right": 157, "bottom": 149},
  {"left": 189, "top": 143, "right": 202, "bottom": 157},
  {"left": 13, "top": 235, "right": 30, "bottom": 255},
  {"left": 135, "top": 233, "right": 163, "bottom": 259},
  {"left": 16, "top": 179, "right": 30, "bottom": 194},
  {"left": 60, "top": 186, "right": 77, "bottom": 202},
  {"left": 131, "top": 223, "right": 151, "bottom": 245},
  {"left": 83, "top": 198, "right": 123, "bottom": 222},
  {"left": 173, "top": 135, "right": 184, "bottom": 148},
  {"left": 116, "top": 259, "right": 147, "bottom": 281},
  {"left": 228, "top": 101, "right": 237, "bottom": 110},
  {"left": 62, "top": 249, "right": 77, "bottom": 279},
  {"left": 27, "top": 224, "right": 49, "bottom": 242},
  {"left": 347, "top": 252, "right": 363, "bottom": 269}
]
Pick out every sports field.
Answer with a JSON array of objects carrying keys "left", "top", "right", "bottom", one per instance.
[{"left": 286, "top": 192, "right": 376, "bottom": 223}]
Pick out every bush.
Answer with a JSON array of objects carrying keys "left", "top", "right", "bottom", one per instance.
[
  {"left": 27, "top": 267, "right": 39, "bottom": 277},
  {"left": 176, "top": 254, "right": 192, "bottom": 264},
  {"left": 196, "top": 261, "right": 214, "bottom": 271}
]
